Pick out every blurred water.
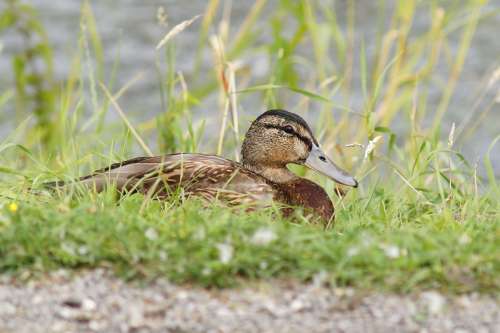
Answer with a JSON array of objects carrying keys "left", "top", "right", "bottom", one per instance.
[{"left": 0, "top": 0, "right": 498, "bottom": 174}]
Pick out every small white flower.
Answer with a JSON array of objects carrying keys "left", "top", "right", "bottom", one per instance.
[
  {"left": 250, "top": 228, "right": 277, "bottom": 246},
  {"left": 77, "top": 246, "right": 89, "bottom": 255},
  {"left": 145, "top": 227, "right": 158, "bottom": 241},
  {"left": 458, "top": 233, "right": 471, "bottom": 245},
  {"left": 361, "top": 232, "right": 374, "bottom": 247},
  {"left": 61, "top": 242, "right": 75, "bottom": 256},
  {"left": 347, "top": 247, "right": 359, "bottom": 257},
  {"left": 202, "top": 267, "right": 212, "bottom": 276},
  {"left": 159, "top": 251, "right": 168, "bottom": 261},
  {"left": 259, "top": 261, "right": 268, "bottom": 270},
  {"left": 363, "top": 136, "right": 382, "bottom": 161},
  {"left": 381, "top": 244, "right": 400, "bottom": 259},
  {"left": 216, "top": 243, "right": 233, "bottom": 264},
  {"left": 194, "top": 228, "right": 206, "bottom": 240}
]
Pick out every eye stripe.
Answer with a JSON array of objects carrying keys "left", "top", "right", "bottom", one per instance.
[{"left": 263, "top": 124, "right": 313, "bottom": 150}]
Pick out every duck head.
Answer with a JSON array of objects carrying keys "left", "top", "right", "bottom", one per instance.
[{"left": 241, "top": 109, "right": 358, "bottom": 187}]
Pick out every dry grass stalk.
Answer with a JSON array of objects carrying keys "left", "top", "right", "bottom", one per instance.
[{"left": 156, "top": 14, "right": 202, "bottom": 50}]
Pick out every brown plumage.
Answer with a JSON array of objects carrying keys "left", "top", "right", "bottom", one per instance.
[{"left": 49, "top": 109, "right": 358, "bottom": 223}]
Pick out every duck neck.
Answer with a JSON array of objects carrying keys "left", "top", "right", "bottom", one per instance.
[{"left": 243, "top": 163, "right": 297, "bottom": 184}]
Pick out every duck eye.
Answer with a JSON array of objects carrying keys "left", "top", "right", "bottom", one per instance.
[{"left": 283, "top": 125, "right": 294, "bottom": 134}]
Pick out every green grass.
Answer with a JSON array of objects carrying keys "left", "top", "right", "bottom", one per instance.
[
  {"left": 0, "top": 187, "right": 497, "bottom": 293},
  {"left": 0, "top": 0, "right": 499, "bottom": 293}
]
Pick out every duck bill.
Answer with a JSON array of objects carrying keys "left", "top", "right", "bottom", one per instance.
[{"left": 304, "top": 145, "right": 358, "bottom": 187}]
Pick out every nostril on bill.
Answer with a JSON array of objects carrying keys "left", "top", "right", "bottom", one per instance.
[{"left": 319, "top": 156, "right": 326, "bottom": 162}]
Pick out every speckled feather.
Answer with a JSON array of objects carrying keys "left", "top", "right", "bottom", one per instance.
[
  {"left": 72, "top": 153, "right": 275, "bottom": 204},
  {"left": 47, "top": 109, "right": 354, "bottom": 223},
  {"left": 63, "top": 153, "right": 335, "bottom": 221}
]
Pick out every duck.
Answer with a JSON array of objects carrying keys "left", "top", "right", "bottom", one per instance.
[{"left": 50, "top": 109, "right": 358, "bottom": 222}]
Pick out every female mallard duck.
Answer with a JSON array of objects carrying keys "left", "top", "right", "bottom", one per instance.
[{"left": 53, "top": 109, "right": 357, "bottom": 222}]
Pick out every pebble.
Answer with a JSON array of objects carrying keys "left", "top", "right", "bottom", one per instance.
[
  {"left": 0, "top": 270, "right": 497, "bottom": 333},
  {"left": 0, "top": 301, "right": 16, "bottom": 316},
  {"left": 82, "top": 298, "right": 97, "bottom": 311},
  {"left": 420, "top": 291, "right": 447, "bottom": 315},
  {"left": 128, "top": 304, "right": 145, "bottom": 328}
]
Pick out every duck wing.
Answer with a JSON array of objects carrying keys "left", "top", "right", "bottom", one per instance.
[{"left": 60, "top": 153, "right": 276, "bottom": 205}]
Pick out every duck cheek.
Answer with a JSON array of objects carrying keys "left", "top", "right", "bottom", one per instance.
[
  {"left": 271, "top": 138, "right": 295, "bottom": 161},
  {"left": 265, "top": 142, "right": 292, "bottom": 163},
  {"left": 280, "top": 149, "right": 297, "bottom": 164},
  {"left": 286, "top": 140, "right": 304, "bottom": 161},
  {"left": 294, "top": 141, "right": 309, "bottom": 161}
]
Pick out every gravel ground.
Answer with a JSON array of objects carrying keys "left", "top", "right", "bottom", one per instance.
[{"left": 0, "top": 269, "right": 498, "bottom": 333}]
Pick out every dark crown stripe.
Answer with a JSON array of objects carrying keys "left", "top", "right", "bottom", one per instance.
[
  {"left": 257, "top": 109, "right": 309, "bottom": 129},
  {"left": 257, "top": 109, "right": 318, "bottom": 146}
]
